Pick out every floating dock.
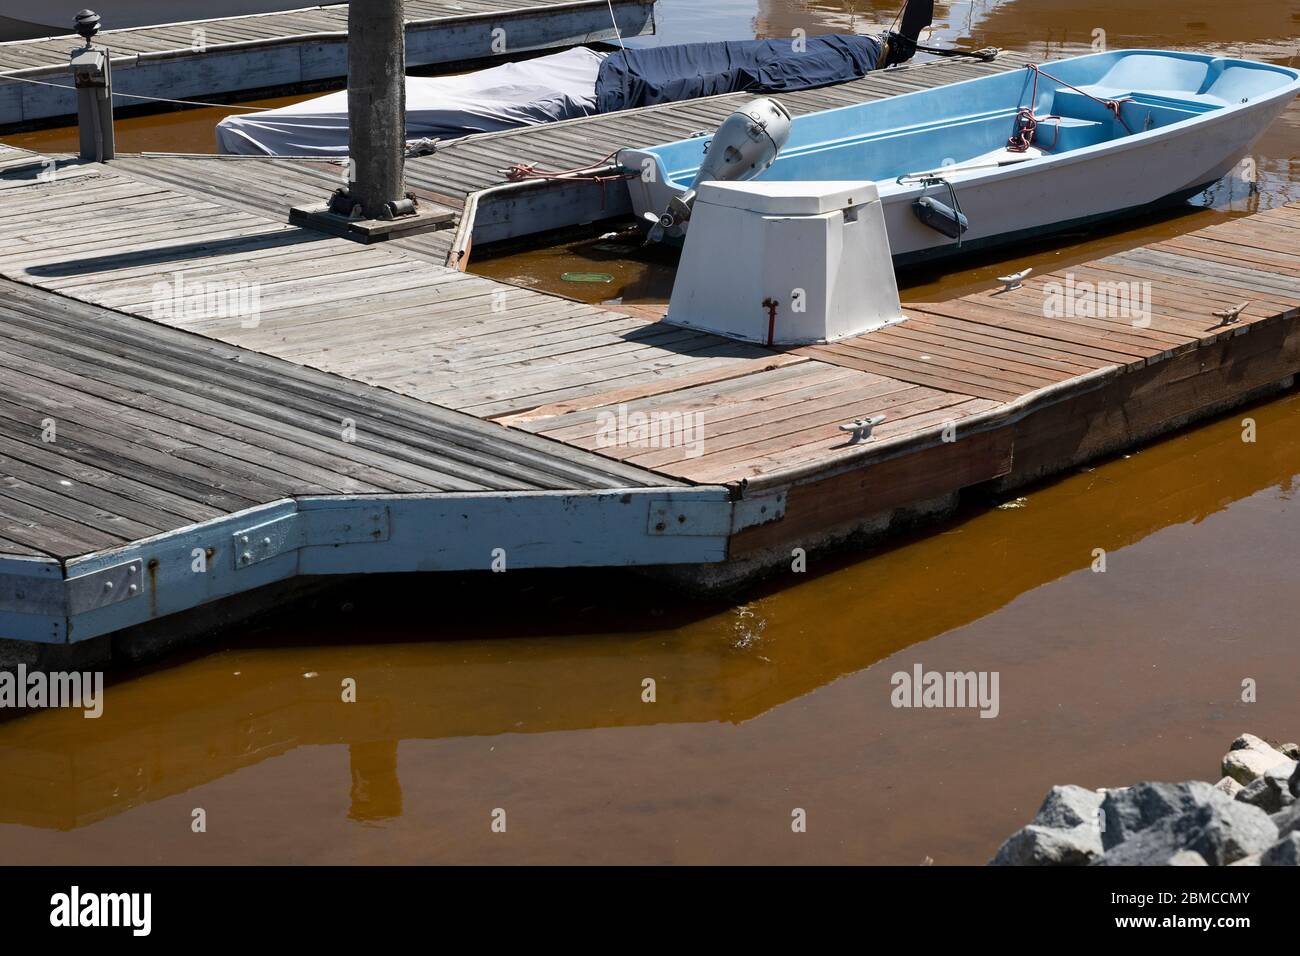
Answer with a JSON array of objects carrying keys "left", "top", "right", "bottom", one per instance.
[
  {"left": 0, "top": 50, "right": 1297, "bottom": 659},
  {"left": 0, "top": 0, "right": 656, "bottom": 127}
]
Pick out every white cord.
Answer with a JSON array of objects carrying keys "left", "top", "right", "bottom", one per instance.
[
  {"left": 0, "top": 71, "right": 269, "bottom": 111},
  {"left": 605, "top": 0, "right": 627, "bottom": 57}
]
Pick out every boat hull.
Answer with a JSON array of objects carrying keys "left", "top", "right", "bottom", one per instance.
[
  {"left": 880, "top": 92, "right": 1287, "bottom": 264},
  {"left": 623, "top": 50, "right": 1300, "bottom": 263}
]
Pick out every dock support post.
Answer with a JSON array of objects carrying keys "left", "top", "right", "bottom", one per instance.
[
  {"left": 68, "top": 11, "right": 115, "bottom": 163},
  {"left": 290, "top": 0, "right": 475, "bottom": 238},
  {"left": 344, "top": 0, "right": 410, "bottom": 220}
]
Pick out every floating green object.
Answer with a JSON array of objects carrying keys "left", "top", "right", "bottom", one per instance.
[{"left": 562, "top": 271, "right": 614, "bottom": 284}]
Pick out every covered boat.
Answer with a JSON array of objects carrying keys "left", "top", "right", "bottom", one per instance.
[
  {"left": 623, "top": 50, "right": 1300, "bottom": 264},
  {"left": 217, "top": 46, "right": 609, "bottom": 157},
  {"left": 216, "top": 32, "right": 921, "bottom": 156}
]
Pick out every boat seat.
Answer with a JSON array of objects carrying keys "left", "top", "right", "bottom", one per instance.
[
  {"left": 1033, "top": 115, "right": 1108, "bottom": 152},
  {"left": 1071, "top": 84, "right": 1229, "bottom": 109},
  {"left": 1049, "top": 87, "right": 1219, "bottom": 137},
  {"left": 1091, "top": 56, "right": 1293, "bottom": 107}
]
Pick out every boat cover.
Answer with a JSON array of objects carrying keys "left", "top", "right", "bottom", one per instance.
[
  {"left": 594, "top": 35, "right": 885, "bottom": 113},
  {"left": 215, "top": 47, "right": 607, "bottom": 156}
]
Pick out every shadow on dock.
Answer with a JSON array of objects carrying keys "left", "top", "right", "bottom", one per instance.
[{"left": 23, "top": 229, "right": 332, "bottom": 279}]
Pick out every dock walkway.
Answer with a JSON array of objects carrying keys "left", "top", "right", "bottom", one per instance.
[
  {"left": 0, "top": 0, "right": 656, "bottom": 126},
  {"left": 1, "top": 53, "right": 1297, "bottom": 654}
]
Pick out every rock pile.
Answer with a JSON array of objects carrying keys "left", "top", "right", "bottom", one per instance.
[{"left": 990, "top": 733, "right": 1300, "bottom": 866}]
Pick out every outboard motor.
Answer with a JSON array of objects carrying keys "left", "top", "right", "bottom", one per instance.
[
  {"left": 645, "top": 98, "right": 792, "bottom": 242},
  {"left": 879, "top": 0, "right": 935, "bottom": 66}
]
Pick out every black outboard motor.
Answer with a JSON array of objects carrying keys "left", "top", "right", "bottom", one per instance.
[
  {"left": 881, "top": 0, "right": 999, "bottom": 66},
  {"left": 880, "top": 0, "right": 934, "bottom": 66}
]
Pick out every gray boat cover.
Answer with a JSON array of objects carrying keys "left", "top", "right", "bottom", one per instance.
[{"left": 216, "top": 47, "right": 606, "bottom": 156}]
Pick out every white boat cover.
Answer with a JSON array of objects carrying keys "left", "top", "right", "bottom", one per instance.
[{"left": 216, "top": 47, "right": 607, "bottom": 157}]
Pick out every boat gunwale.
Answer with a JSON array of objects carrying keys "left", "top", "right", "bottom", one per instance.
[{"left": 629, "top": 48, "right": 1300, "bottom": 204}]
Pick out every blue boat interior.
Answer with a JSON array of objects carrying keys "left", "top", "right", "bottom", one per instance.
[{"left": 643, "top": 51, "right": 1300, "bottom": 188}]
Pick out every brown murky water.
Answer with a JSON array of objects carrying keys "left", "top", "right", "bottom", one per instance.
[
  {"left": 2, "top": 91, "right": 322, "bottom": 156},
  {"left": 1, "top": 0, "right": 1298, "bottom": 865}
]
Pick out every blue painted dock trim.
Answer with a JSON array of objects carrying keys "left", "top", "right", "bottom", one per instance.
[
  {"left": 0, "top": 486, "right": 787, "bottom": 645},
  {"left": 0, "top": 554, "right": 66, "bottom": 645},
  {"left": 0, "top": 0, "right": 656, "bottom": 126}
]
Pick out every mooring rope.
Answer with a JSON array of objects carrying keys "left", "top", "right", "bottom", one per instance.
[
  {"left": 504, "top": 148, "right": 628, "bottom": 182},
  {"left": 1007, "top": 62, "right": 1133, "bottom": 152},
  {"left": 0, "top": 71, "right": 270, "bottom": 111},
  {"left": 604, "top": 0, "right": 628, "bottom": 58},
  {"left": 502, "top": 147, "right": 635, "bottom": 213}
]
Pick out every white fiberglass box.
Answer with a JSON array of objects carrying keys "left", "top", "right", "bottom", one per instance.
[{"left": 665, "top": 180, "right": 903, "bottom": 345}]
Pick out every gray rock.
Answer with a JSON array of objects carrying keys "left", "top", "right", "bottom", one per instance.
[
  {"left": 989, "top": 785, "right": 1106, "bottom": 866},
  {"left": 1235, "top": 761, "right": 1297, "bottom": 813},
  {"left": 1229, "top": 853, "right": 1261, "bottom": 866},
  {"left": 1236, "top": 778, "right": 1271, "bottom": 808},
  {"left": 1223, "top": 735, "right": 1290, "bottom": 785},
  {"left": 1184, "top": 800, "right": 1279, "bottom": 865},
  {"left": 1213, "top": 776, "right": 1243, "bottom": 798},
  {"left": 1095, "top": 798, "right": 1277, "bottom": 866},
  {"left": 1271, "top": 803, "right": 1300, "bottom": 839},
  {"left": 1094, "top": 816, "right": 1185, "bottom": 866},
  {"left": 1167, "top": 850, "right": 1208, "bottom": 866},
  {"left": 1292, "top": 762, "right": 1300, "bottom": 798},
  {"left": 1032, "top": 785, "right": 1105, "bottom": 829},
  {"left": 1261, "top": 833, "right": 1300, "bottom": 866},
  {"left": 1281, "top": 743, "right": 1300, "bottom": 760},
  {"left": 1101, "top": 782, "right": 1216, "bottom": 850},
  {"left": 990, "top": 823, "right": 1103, "bottom": 866}
]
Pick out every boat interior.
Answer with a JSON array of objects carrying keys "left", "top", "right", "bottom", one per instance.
[{"left": 648, "top": 51, "right": 1300, "bottom": 189}]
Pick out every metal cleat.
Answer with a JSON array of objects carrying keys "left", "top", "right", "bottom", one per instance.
[
  {"left": 839, "top": 414, "right": 887, "bottom": 444},
  {"left": 1211, "top": 301, "right": 1250, "bottom": 327},
  {"left": 995, "top": 268, "right": 1031, "bottom": 293}
]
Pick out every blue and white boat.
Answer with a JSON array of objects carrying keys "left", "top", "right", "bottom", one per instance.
[{"left": 623, "top": 50, "right": 1300, "bottom": 264}]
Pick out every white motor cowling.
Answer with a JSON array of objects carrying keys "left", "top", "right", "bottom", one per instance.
[{"left": 646, "top": 97, "right": 791, "bottom": 242}]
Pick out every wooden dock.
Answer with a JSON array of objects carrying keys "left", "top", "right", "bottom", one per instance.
[
  {"left": 1, "top": 51, "right": 1298, "bottom": 658},
  {"left": 0, "top": 0, "right": 656, "bottom": 127}
]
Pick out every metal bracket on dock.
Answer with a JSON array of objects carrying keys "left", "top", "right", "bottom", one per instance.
[
  {"left": 232, "top": 506, "right": 391, "bottom": 570},
  {"left": 66, "top": 559, "right": 144, "bottom": 615},
  {"left": 732, "top": 491, "right": 787, "bottom": 532},
  {"left": 289, "top": 202, "right": 456, "bottom": 244},
  {"left": 647, "top": 499, "right": 727, "bottom": 536},
  {"left": 646, "top": 493, "right": 786, "bottom": 536}
]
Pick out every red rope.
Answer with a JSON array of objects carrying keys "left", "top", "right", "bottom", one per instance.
[
  {"left": 504, "top": 148, "right": 626, "bottom": 182},
  {"left": 1007, "top": 64, "right": 1043, "bottom": 152},
  {"left": 1006, "top": 63, "right": 1133, "bottom": 152},
  {"left": 1007, "top": 107, "right": 1039, "bottom": 152},
  {"left": 501, "top": 148, "right": 636, "bottom": 211}
]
